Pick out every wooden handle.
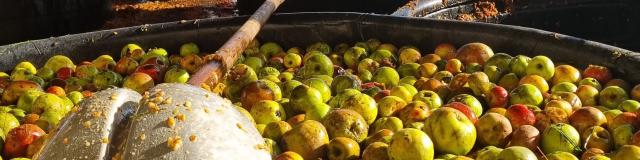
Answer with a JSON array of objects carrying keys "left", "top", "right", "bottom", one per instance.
[{"left": 188, "top": 0, "right": 285, "bottom": 88}]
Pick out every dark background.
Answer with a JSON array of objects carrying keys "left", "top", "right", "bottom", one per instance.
[{"left": 0, "top": 0, "right": 638, "bottom": 52}]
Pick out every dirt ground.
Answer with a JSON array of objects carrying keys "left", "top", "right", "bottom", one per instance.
[{"left": 103, "top": 0, "right": 236, "bottom": 29}]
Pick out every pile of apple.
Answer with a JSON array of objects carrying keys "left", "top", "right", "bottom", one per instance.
[
  {"left": 0, "top": 43, "right": 201, "bottom": 159},
  {"left": 228, "top": 39, "right": 640, "bottom": 160},
  {"left": 1, "top": 38, "right": 640, "bottom": 160}
]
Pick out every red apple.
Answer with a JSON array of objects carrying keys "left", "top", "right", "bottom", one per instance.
[
  {"left": 455, "top": 42, "right": 494, "bottom": 65},
  {"left": 569, "top": 107, "right": 607, "bottom": 133},
  {"left": 434, "top": 43, "right": 456, "bottom": 60},
  {"left": 507, "top": 125, "right": 541, "bottom": 152},
  {"left": 609, "top": 112, "right": 639, "bottom": 130},
  {"left": 631, "top": 84, "right": 640, "bottom": 101},
  {"left": 445, "top": 59, "right": 463, "bottom": 74},
  {"left": 583, "top": 64, "right": 612, "bottom": 84},
  {"left": 486, "top": 85, "right": 509, "bottom": 108},
  {"left": 134, "top": 64, "right": 166, "bottom": 83},
  {"left": 3, "top": 124, "right": 46, "bottom": 158},
  {"left": 373, "top": 90, "right": 391, "bottom": 102},
  {"left": 77, "top": 61, "right": 92, "bottom": 67},
  {"left": 55, "top": 67, "right": 74, "bottom": 80},
  {"left": 631, "top": 130, "right": 640, "bottom": 146},
  {"left": 114, "top": 57, "right": 139, "bottom": 75},
  {"left": 46, "top": 86, "right": 66, "bottom": 97},
  {"left": 505, "top": 104, "right": 536, "bottom": 127},
  {"left": 444, "top": 102, "right": 478, "bottom": 123}
]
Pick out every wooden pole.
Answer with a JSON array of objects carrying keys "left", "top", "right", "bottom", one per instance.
[{"left": 188, "top": 0, "right": 285, "bottom": 88}]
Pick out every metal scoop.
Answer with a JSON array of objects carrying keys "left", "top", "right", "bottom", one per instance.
[{"left": 33, "top": 0, "right": 284, "bottom": 159}]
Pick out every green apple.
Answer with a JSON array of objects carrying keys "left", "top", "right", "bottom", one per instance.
[
  {"left": 510, "top": 84, "right": 543, "bottom": 106},
  {"left": 498, "top": 73, "right": 520, "bottom": 91},
  {"left": 358, "top": 70, "right": 373, "bottom": 82},
  {"left": 36, "top": 67, "right": 54, "bottom": 80},
  {"left": 14, "top": 61, "right": 37, "bottom": 75},
  {"left": 92, "top": 55, "right": 116, "bottom": 70},
  {"left": 619, "top": 100, "right": 640, "bottom": 112},
  {"left": 304, "top": 102, "right": 331, "bottom": 122},
  {"left": 10, "top": 68, "right": 34, "bottom": 81},
  {"left": 281, "top": 80, "right": 303, "bottom": 99},
  {"left": 377, "top": 96, "right": 407, "bottom": 117},
  {"left": 327, "top": 137, "right": 360, "bottom": 160},
  {"left": 264, "top": 138, "right": 281, "bottom": 158},
  {"left": 413, "top": 90, "right": 442, "bottom": 109},
  {"left": 344, "top": 47, "right": 368, "bottom": 69},
  {"left": 397, "top": 63, "right": 420, "bottom": 78},
  {"left": 306, "top": 42, "right": 331, "bottom": 55},
  {"left": 577, "top": 85, "right": 600, "bottom": 106},
  {"left": 399, "top": 48, "right": 421, "bottom": 64},
  {"left": 283, "top": 52, "right": 302, "bottom": 69},
  {"left": 0, "top": 112, "right": 19, "bottom": 136},
  {"left": 331, "top": 75, "right": 361, "bottom": 95},
  {"left": 579, "top": 77, "right": 603, "bottom": 90},
  {"left": 121, "top": 43, "right": 145, "bottom": 60},
  {"left": 424, "top": 107, "right": 476, "bottom": 155},
  {"left": 612, "top": 124, "right": 634, "bottom": 149},
  {"left": 339, "top": 93, "right": 378, "bottom": 124},
  {"left": 282, "top": 120, "right": 329, "bottom": 159},
  {"left": 93, "top": 70, "right": 124, "bottom": 90},
  {"left": 599, "top": 86, "right": 629, "bottom": 109},
  {"left": 250, "top": 100, "right": 286, "bottom": 124},
  {"left": 509, "top": 55, "right": 531, "bottom": 77},
  {"left": 369, "top": 49, "right": 397, "bottom": 65},
  {"left": 546, "top": 151, "right": 578, "bottom": 160},
  {"left": 497, "top": 146, "right": 537, "bottom": 160},
  {"left": 612, "top": 145, "right": 640, "bottom": 160},
  {"left": 44, "top": 55, "right": 76, "bottom": 72},
  {"left": 526, "top": 55, "right": 555, "bottom": 80},
  {"left": 243, "top": 56, "right": 264, "bottom": 71},
  {"left": 303, "top": 78, "right": 331, "bottom": 103},
  {"left": 448, "top": 94, "right": 483, "bottom": 116},
  {"left": 31, "top": 93, "right": 66, "bottom": 114},
  {"left": 476, "top": 146, "right": 503, "bottom": 160},
  {"left": 362, "top": 142, "right": 389, "bottom": 160},
  {"left": 143, "top": 48, "right": 168, "bottom": 61},
  {"left": 541, "top": 123, "right": 581, "bottom": 155},
  {"left": 551, "top": 82, "right": 578, "bottom": 94},
  {"left": 485, "top": 53, "right": 513, "bottom": 72},
  {"left": 289, "top": 85, "right": 323, "bottom": 113},
  {"left": 300, "top": 53, "right": 334, "bottom": 78},
  {"left": 371, "top": 116, "right": 403, "bottom": 133},
  {"left": 372, "top": 67, "right": 400, "bottom": 88},
  {"left": 390, "top": 85, "right": 413, "bottom": 102},
  {"left": 179, "top": 42, "right": 199, "bottom": 56},
  {"left": 388, "top": 128, "right": 434, "bottom": 160},
  {"left": 580, "top": 126, "right": 612, "bottom": 152},
  {"left": 484, "top": 65, "right": 505, "bottom": 83},
  {"left": 328, "top": 89, "right": 361, "bottom": 108},
  {"left": 258, "top": 67, "right": 280, "bottom": 79},
  {"left": 263, "top": 121, "right": 291, "bottom": 141},
  {"left": 16, "top": 90, "right": 44, "bottom": 113},
  {"left": 164, "top": 67, "right": 189, "bottom": 83},
  {"left": 67, "top": 91, "right": 83, "bottom": 105},
  {"left": 357, "top": 59, "right": 378, "bottom": 72}
]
